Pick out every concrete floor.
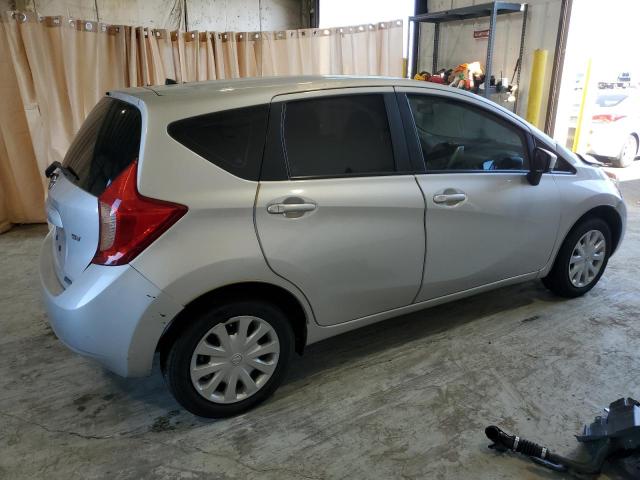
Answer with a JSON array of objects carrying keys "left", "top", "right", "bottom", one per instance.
[{"left": 0, "top": 180, "right": 638, "bottom": 480}]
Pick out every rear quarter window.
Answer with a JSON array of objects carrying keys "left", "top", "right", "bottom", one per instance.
[
  {"left": 63, "top": 97, "right": 142, "bottom": 196},
  {"left": 167, "top": 105, "right": 269, "bottom": 181}
]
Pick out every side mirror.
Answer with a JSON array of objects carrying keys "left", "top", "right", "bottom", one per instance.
[{"left": 527, "top": 147, "right": 557, "bottom": 186}]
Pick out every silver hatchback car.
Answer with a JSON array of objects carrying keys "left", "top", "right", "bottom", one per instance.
[{"left": 40, "top": 76, "right": 626, "bottom": 417}]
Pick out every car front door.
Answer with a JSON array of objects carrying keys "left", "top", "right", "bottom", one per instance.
[
  {"left": 397, "top": 88, "right": 561, "bottom": 302},
  {"left": 255, "top": 88, "right": 426, "bottom": 326}
]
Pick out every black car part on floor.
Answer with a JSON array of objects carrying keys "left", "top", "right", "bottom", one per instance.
[{"left": 485, "top": 397, "right": 640, "bottom": 474}]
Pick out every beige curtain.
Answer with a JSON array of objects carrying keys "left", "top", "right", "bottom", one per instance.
[
  {"left": 0, "top": 12, "right": 47, "bottom": 232},
  {"left": 0, "top": 12, "right": 403, "bottom": 232}
]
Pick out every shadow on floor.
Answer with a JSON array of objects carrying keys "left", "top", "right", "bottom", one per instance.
[{"left": 285, "top": 279, "right": 562, "bottom": 384}]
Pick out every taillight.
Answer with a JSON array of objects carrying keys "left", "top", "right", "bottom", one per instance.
[
  {"left": 92, "top": 161, "right": 187, "bottom": 266},
  {"left": 592, "top": 114, "right": 626, "bottom": 123}
]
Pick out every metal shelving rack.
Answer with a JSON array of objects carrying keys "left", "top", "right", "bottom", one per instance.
[{"left": 408, "top": 2, "right": 528, "bottom": 105}]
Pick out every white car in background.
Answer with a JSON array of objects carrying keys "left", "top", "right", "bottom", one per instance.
[{"left": 588, "top": 93, "right": 640, "bottom": 167}]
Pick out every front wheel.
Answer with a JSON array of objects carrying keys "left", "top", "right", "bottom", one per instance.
[
  {"left": 163, "top": 300, "right": 294, "bottom": 418},
  {"left": 613, "top": 134, "right": 638, "bottom": 168},
  {"left": 542, "top": 218, "right": 611, "bottom": 298}
]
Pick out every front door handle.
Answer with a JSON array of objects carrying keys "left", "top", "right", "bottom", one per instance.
[
  {"left": 267, "top": 202, "right": 317, "bottom": 214},
  {"left": 433, "top": 192, "right": 467, "bottom": 205}
]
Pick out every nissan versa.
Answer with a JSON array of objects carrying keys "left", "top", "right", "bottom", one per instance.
[{"left": 40, "top": 76, "right": 626, "bottom": 417}]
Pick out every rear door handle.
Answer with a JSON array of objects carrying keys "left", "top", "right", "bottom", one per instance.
[
  {"left": 433, "top": 193, "right": 467, "bottom": 205},
  {"left": 267, "top": 203, "right": 317, "bottom": 214}
]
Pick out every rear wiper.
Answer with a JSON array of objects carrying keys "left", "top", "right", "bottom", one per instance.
[{"left": 45, "top": 161, "right": 79, "bottom": 181}]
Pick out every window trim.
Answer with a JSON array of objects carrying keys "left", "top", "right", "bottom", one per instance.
[
  {"left": 264, "top": 90, "right": 412, "bottom": 181},
  {"left": 259, "top": 102, "right": 288, "bottom": 181},
  {"left": 395, "top": 91, "right": 427, "bottom": 174},
  {"left": 401, "top": 92, "right": 533, "bottom": 174},
  {"left": 551, "top": 163, "right": 577, "bottom": 175}
]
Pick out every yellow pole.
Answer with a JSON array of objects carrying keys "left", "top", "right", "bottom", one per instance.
[
  {"left": 572, "top": 58, "right": 592, "bottom": 153},
  {"left": 526, "top": 49, "right": 548, "bottom": 128}
]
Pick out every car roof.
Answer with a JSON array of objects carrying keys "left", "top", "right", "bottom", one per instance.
[
  {"left": 115, "top": 76, "right": 416, "bottom": 96},
  {"left": 108, "top": 75, "right": 526, "bottom": 128},
  {"left": 110, "top": 75, "right": 487, "bottom": 105}
]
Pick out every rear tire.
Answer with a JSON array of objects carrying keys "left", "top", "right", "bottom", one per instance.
[
  {"left": 613, "top": 134, "right": 637, "bottom": 168},
  {"left": 163, "top": 300, "right": 294, "bottom": 418},
  {"left": 542, "top": 218, "right": 611, "bottom": 298}
]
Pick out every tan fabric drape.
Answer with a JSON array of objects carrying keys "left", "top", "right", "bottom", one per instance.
[
  {"left": 0, "top": 12, "right": 46, "bottom": 232},
  {"left": 0, "top": 12, "right": 403, "bottom": 232}
]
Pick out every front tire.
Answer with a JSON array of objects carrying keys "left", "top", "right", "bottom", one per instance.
[
  {"left": 613, "top": 134, "right": 637, "bottom": 168},
  {"left": 163, "top": 300, "right": 294, "bottom": 418},
  {"left": 542, "top": 218, "right": 611, "bottom": 298}
]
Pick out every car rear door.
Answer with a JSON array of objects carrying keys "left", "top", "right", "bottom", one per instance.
[
  {"left": 45, "top": 96, "right": 142, "bottom": 287},
  {"left": 255, "top": 88, "right": 426, "bottom": 326},
  {"left": 396, "top": 87, "right": 561, "bottom": 301}
]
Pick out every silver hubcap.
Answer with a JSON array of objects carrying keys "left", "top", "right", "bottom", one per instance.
[
  {"left": 568, "top": 230, "right": 606, "bottom": 287},
  {"left": 190, "top": 316, "right": 280, "bottom": 404}
]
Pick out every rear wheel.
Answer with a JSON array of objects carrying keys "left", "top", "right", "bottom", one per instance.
[
  {"left": 542, "top": 218, "right": 611, "bottom": 298},
  {"left": 613, "top": 134, "right": 637, "bottom": 168},
  {"left": 163, "top": 300, "right": 294, "bottom": 418}
]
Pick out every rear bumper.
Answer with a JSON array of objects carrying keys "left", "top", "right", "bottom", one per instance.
[{"left": 39, "top": 232, "right": 183, "bottom": 377}]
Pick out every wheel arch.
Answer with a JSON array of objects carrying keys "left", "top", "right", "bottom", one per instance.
[
  {"left": 157, "top": 282, "right": 308, "bottom": 363},
  {"left": 563, "top": 205, "right": 623, "bottom": 256},
  {"left": 631, "top": 132, "right": 639, "bottom": 152}
]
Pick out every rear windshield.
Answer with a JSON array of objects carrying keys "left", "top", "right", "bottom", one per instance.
[
  {"left": 63, "top": 97, "right": 142, "bottom": 196},
  {"left": 596, "top": 94, "right": 627, "bottom": 107}
]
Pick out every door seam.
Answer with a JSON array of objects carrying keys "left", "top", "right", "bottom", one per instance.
[
  {"left": 252, "top": 182, "right": 320, "bottom": 327},
  {"left": 412, "top": 174, "right": 428, "bottom": 304}
]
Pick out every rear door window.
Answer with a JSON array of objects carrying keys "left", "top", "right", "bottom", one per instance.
[
  {"left": 282, "top": 94, "right": 396, "bottom": 178},
  {"left": 168, "top": 105, "right": 269, "bottom": 181},
  {"left": 63, "top": 97, "right": 142, "bottom": 196}
]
